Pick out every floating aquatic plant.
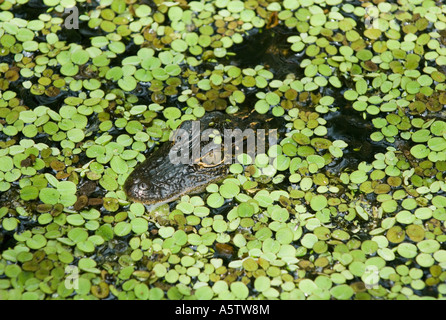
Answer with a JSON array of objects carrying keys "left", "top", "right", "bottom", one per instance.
[{"left": 0, "top": 0, "right": 445, "bottom": 301}]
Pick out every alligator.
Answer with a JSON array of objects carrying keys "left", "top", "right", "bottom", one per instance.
[{"left": 123, "top": 111, "right": 279, "bottom": 205}]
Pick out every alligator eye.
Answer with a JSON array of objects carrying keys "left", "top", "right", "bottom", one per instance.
[
  {"left": 139, "top": 182, "right": 148, "bottom": 191},
  {"left": 197, "top": 150, "right": 224, "bottom": 168}
]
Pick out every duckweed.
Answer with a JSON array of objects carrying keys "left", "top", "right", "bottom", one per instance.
[{"left": 0, "top": 0, "right": 446, "bottom": 302}]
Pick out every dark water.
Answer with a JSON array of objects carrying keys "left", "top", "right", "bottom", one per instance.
[{"left": 229, "top": 26, "right": 305, "bottom": 80}]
